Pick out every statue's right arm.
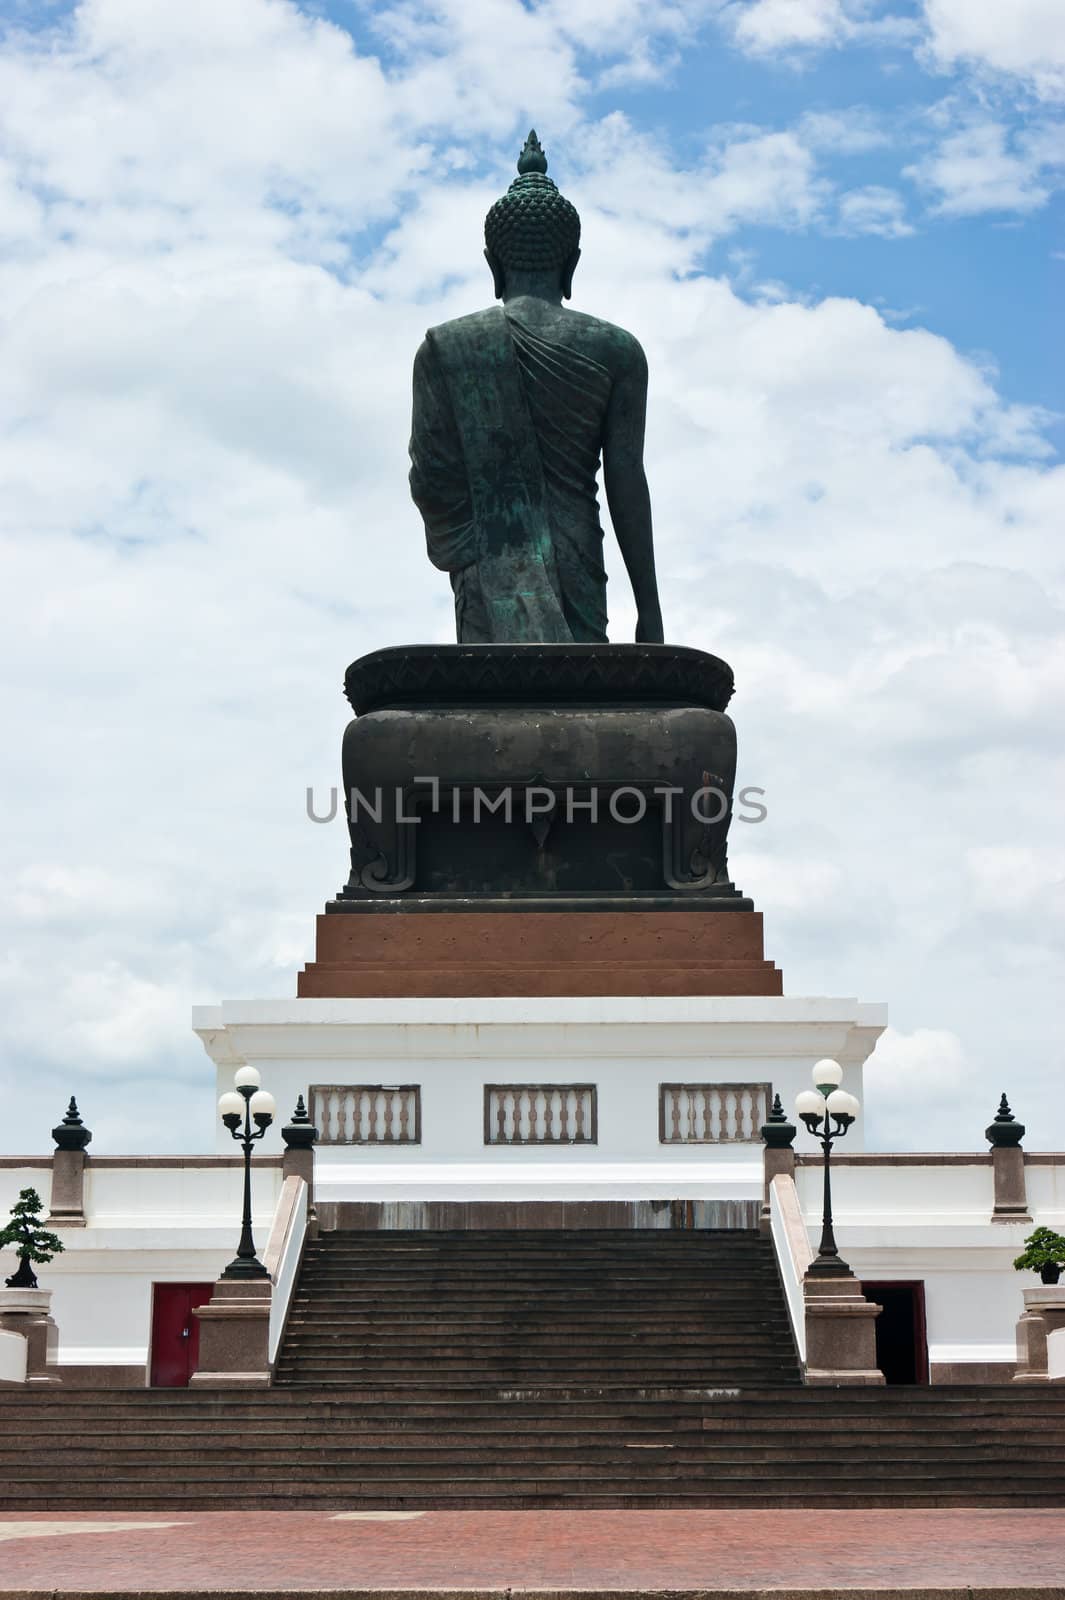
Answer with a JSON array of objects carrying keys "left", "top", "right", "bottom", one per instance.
[
  {"left": 409, "top": 337, "right": 476, "bottom": 573},
  {"left": 602, "top": 334, "right": 664, "bottom": 643}
]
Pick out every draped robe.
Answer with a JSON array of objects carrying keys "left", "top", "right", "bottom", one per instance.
[{"left": 409, "top": 306, "right": 613, "bottom": 643}]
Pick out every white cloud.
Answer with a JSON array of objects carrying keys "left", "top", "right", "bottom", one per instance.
[
  {"left": 907, "top": 118, "right": 1065, "bottom": 216},
  {"left": 730, "top": 0, "right": 855, "bottom": 53},
  {"left": 726, "top": 0, "right": 915, "bottom": 56},
  {"left": 863, "top": 1027, "right": 970, "bottom": 1149},
  {"left": 922, "top": 0, "right": 1065, "bottom": 100},
  {"left": 965, "top": 847, "right": 1065, "bottom": 921},
  {"left": 798, "top": 107, "right": 890, "bottom": 153},
  {"left": 837, "top": 184, "right": 913, "bottom": 235}
]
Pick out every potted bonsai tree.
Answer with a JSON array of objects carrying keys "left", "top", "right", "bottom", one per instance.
[
  {"left": 0, "top": 1187, "right": 65, "bottom": 1288},
  {"left": 1013, "top": 1225, "right": 1065, "bottom": 1286}
]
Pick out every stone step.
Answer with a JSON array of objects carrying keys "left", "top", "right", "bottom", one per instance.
[
  {"left": 4, "top": 1489, "right": 1063, "bottom": 1512},
  {"left": 6, "top": 1440, "right": 1064, "bottom": 1468},
  {"left": 6, "top": 1464, "right": 1063, "bottom": 1498},
  {"left": 10, "top": 1415, "right": 1065, "bottom": 1446},
  {"left": 306, "top": 1234, "right": 774, "bottom": 1249},
  {"left": 283, "top": 1316, "right": 792, "bottom": 1329},
  {"left": 7, "top": 1388, "right": 1062, "bottom": 1415},
  {"left": 271, "top": 1356, "right": 799, "bottom": 1371},
  {"left": 278, "top": 1334, "right": 795, "bottom": 1351}
]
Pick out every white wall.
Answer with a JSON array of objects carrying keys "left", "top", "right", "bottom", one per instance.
[
  {"left": 47, "top": 1253, "right": 233, "bottom": 1370},
  {"left": 795, "top": 1157, "right": 995, "bottom": 1226},
  {"left": 793, "top": 1157, "right": 1049, "bottom": 1368},
  {"left": 0, "top": 1162, "right": 55, "bottom": 1226},
  {"left": 82, "top": 1160, "right": 283, "bottom": 1230},
  {"left": 1027, "top": 1162, "right": 1065, "bottom": 1227},
  {"left": 0, "top": 1159, "right": 285, "bottom": 1372},
  {"left": 197, "top": 996, "right": 886, "bottom": 1173}
]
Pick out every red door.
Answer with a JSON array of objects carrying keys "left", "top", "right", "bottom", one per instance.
[{"left": 150, "top": 1283, "right": 214, "bottom": 1387}]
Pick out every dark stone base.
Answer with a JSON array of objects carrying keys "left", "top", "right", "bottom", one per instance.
[
  {"left": 327, "top": 892, "right": 752, "bottom": 913},
  {"left": 338, "top": 643, "right": 748, "bottom": 910}
]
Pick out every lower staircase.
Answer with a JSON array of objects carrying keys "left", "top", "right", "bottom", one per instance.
[{"left": 1, "top": 1228, "right": 1063, "bottom": 1509}]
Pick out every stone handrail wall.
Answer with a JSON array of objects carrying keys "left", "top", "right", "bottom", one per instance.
[
  {"left": 264, "top": 1174, "right": 309, "bottom": 1366},
  {"left": 1049, "top": 1326, "right": 1065, "bottom": 1383},
  {"left": 0, "top": 1327, "right": 28, "bottom": 1386},
  {"left": 770, "top": 1171, "right": 813, "bottom": 1364}
]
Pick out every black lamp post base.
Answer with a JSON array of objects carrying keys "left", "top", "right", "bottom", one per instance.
[
  {"left": 808, "top": 1252, "right": 853, "bottom": 1278},
  {"left": 220, "top": 1255, "right": 271, "bottom": 1281}
]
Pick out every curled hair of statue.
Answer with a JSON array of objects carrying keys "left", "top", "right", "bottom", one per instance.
[{"left": 484, "top": 129, "right": 581, "bottom": 273}]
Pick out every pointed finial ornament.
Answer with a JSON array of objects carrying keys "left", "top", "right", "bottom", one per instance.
[
  {"left": 282, "top": 1093, "right": 318, "bottom": 1150},
  {"left": 517, "top": 129, "right": 548, "bottom": 176},
  {"left": 986, "top": 1092, "right": 1024, "bottom": 1148},
  {"left": 761, "top": 1091, "right": 796, "bottom": 1149},
  {"left": 52, "top": 1095, "right": 92, "bottom": 1152}
]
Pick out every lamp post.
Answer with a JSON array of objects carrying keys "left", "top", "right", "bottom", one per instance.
[
  {"left": 795, "top": 1059, "right": 861, "bottom": 1278},
  {"left": 218, "top": 1066, "right": 276, "bottom": 1281}
]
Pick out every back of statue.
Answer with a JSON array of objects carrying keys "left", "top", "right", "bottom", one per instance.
[{"left": 409, "top": 132, "right": 664, "bottom": 646}]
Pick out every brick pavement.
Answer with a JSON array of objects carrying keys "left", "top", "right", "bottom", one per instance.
[{"left": 0, "top": 1509, "right": 1063, "bottom": 1598}]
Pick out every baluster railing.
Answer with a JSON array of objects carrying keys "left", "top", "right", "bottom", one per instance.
[
  {"left": 309, "top": 1085, "right": 421, "bottom": 1146},
  {"left": 659, "top": 1083, "right": 769, "bottom": 1144},
  {"left": 484, "top": 1084, "right": 597, "bottom": 1146}
]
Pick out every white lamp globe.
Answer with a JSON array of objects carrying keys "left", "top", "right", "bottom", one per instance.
[
  {"left": 218, "top": 1091, "right": 244, "bottom": 1119},
  {"left": 249, "top": 1089, "right": 276, "bottom": 1118},
  {"left": 827, "top": 1089, "right": 860, "bottom": 1119},
  {"left": 812, "top": 1059, "right": 843, "bottom": 1092},
  {"left": 234, "top": 1066, "right": 261, "bottom": 1090},
  {"left": 795, "top": 1090, "right": 824, "bottom": 1118}
]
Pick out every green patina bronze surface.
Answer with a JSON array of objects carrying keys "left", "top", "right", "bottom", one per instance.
[{"left": 409, "top": 131, "right": 663, "bottom": 645}]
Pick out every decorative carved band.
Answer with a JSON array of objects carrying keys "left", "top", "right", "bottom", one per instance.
[{"left": 345, "top": 643, "right": 735, "bottom": 716}]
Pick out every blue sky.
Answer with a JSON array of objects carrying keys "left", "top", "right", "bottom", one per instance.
[
  {"left": 322, "top": 0, "right": 1064, "bottom": 416},
  {"left": 0, "top": 0, "right": 1062, "bottom": 1153}
]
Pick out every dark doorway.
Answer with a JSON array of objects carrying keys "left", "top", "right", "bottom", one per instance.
[
  {"left": 862, "top": 1280, "right": 928, "bottom": 1385},
  {"left": 150, "top": 1282, "right": 214, "bottom": 1387}
]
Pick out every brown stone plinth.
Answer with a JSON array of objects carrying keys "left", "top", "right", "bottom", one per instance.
[
  {"left": 189, "top": 1279, "right": 271, "bottom": 1389},
  {"left": 0, "top": 1289, "right": 61, "bottom": 1387},
  {"left": 1014, "top": 1285, "right": 1065, "bottom": 1383},
  {"left": 298, "top": 909, "right": 782, "bottom": 998},
  {"left": 804, "top": 1273, "right": 884, "bottom": 1386},
  {"left": 991, "top": 1144, "right": 1031, "bottom": 1222}
]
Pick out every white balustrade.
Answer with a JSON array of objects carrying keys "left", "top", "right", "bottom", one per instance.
[
  {"left": 484, "top": 1085, "right": 597, "bottom": 1146},
  {"left": 310, "top": 1085, "right": 421, "bottom": 1146},
  {"left": 659, "top": 1082, "right": 769, "bottom": 1144}
]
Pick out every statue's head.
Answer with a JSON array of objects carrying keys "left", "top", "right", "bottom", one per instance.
[{"left": 484, "top": 130, "right": 581, "bottom": 300}]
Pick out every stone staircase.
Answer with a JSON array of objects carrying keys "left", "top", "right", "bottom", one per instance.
[
  {"left": 1, "top": 1228, "right": 1063, "bottom": 1509},
  {"left": 274, "top": 1229, "right": 800, "bottom": 1390}
]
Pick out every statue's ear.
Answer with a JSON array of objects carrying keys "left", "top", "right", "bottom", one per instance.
[
  {"left": 484, "top": 248, "right": 506, "bottom": 301},
  {"left": 561, "top": 248, "right": 581, "bottom": 301}
]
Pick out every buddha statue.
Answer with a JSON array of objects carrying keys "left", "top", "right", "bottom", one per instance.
[{"left": 408, "top": 131, "right": 663, "bottom": 646}]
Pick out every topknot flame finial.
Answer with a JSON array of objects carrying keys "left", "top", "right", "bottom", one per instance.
[{"left": 517, "top": 129, "right": 548, "bottom": 177}]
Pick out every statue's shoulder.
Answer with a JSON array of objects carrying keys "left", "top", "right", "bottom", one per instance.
[
  {"left": 561, "top": 310, "right": 647, "bottom": 378},
  {"left": 424, "top": 307, "right": 503, "bottom": 346}
]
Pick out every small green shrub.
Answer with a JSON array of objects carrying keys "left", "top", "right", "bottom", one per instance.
[
  {"left": 1013, "top": 1226, "right": 1065, "bottom": 1278},
  {"left": 0, "top": 1188, "right": 65, "bottom": 1289}
]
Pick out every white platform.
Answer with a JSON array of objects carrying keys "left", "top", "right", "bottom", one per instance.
[{"left": 194, "top": 995, "right": 887, "bottom": 1190}]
